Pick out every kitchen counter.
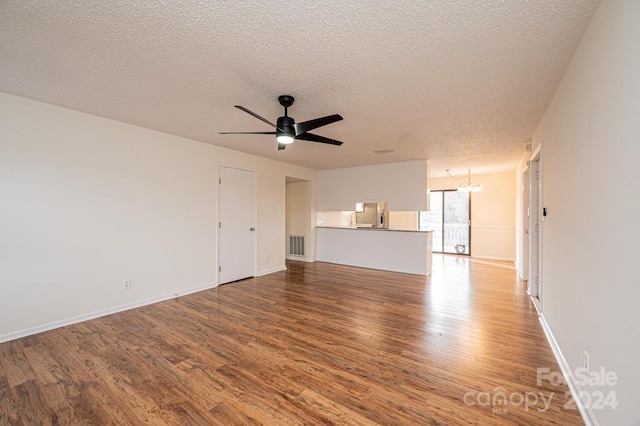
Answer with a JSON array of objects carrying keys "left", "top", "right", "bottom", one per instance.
[
  {"left": 317, "top": 225, "right": 432, "bottom": 233},
  {"left": 316, "top": 226, "right": 433, "bottom": 275}
]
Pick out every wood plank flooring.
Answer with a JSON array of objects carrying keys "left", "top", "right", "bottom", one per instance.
[{"left": 0, "top": 255, "right": 584, "bottom": 425}]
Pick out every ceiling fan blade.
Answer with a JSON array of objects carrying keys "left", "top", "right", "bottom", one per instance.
[
  {"left": 296, "top": 132, "right": 344, "bottom": 146},
  {"left": 234, "top": 105, "right": 279, "bottom": 129},
  {"left": 277, "top": 143, "right": 287, "bottom": 150},
  {"left": 294, "top": 114, "right": 343, "bottom": 136},
  {"left": 219, "top": 131, "right": 276, "bottom": 135}
]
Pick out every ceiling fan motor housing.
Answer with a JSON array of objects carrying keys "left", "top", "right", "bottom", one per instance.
[{"left": 277, "top": 116, "right": 296, "bottom": 140}]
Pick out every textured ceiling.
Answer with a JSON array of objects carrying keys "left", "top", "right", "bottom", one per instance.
[{"left": 0, "top": 1, "right": 599, "bottom": 172}]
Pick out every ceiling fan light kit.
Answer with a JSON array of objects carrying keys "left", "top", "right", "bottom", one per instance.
[
  {"left": 276, "top": 134, "right": 294, "bottom": 144},
  {"left": 220, "top": 95, "right": 344, "bottom": 150}
]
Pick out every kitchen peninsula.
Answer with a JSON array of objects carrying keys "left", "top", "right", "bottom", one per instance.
[
  {"left": 315, "top": 160, "right": 433, "bottom": 276},
  {"left": 316, "top": 225, "right": 433, "bottom": 275}
]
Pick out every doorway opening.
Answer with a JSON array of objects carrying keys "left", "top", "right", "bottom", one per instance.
[
  {"left": 420, "top": 190, "right": 471, "bottom": 255},
  {"left": 285, "top": 177, "right": 312, "bottom": 262}
]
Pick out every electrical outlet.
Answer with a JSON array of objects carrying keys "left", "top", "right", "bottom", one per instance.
[
  {"left": 122, "top": 279, "right": 132, "bottom": 291},
  {"left": 583, "top": 351, "right": 590, "bottom": 372}
]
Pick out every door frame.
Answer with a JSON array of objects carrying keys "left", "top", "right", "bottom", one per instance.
[
  {"left": 430, "top": 189, "right": 472, "bottom": 256},
  {"left": 528, "top": 144, "right": 543, "bottom": 311},
  {"left": 217, "top": 164, "right": 258, "bottom": 285},
  {"left": 521, "top": 165, "right": 530, "bottom": 281}
]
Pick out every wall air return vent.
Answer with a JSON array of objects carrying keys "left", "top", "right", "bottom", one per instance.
[{"left": 289, "top": 235, "right": 305, "bottom": 257}]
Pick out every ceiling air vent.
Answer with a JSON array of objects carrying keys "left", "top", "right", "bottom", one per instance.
[{"left": 374, "top": 149, "right": 394, "bottom": 154}]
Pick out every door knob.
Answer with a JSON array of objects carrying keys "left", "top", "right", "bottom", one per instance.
[{"left": 250, "top": 227, "right": 256, "bottom": 231}]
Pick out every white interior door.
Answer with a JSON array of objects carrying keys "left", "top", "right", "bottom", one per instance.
[{"left": 218, "top": 166, "right": 256, "bottom": 285}]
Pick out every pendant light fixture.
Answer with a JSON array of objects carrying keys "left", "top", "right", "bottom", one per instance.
[{"left": 446, "top": 169, "right": 483, "bottom": 193}]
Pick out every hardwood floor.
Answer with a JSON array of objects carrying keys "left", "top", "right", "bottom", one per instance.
[{"left": 0, "top": 255, "right": 583, "bottom": 425}]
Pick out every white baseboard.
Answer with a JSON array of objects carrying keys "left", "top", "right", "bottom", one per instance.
[
  {"left": 286, "top": 256, "right": 315, "bottom": 262},
  {"left": 471, "top": 254, "right": 515, "bottom": 262},
  {"left": 538, "top": 312, "right": 598, "bottom": 426},
  {"left": 257, "top": 265, "right": 287, "bottom": 276},
  {"left": 529, "top": 294, "right": 542, "bottom": 315},
  {"left": 0, "top": 281, "right": 218, "bottom": 344}
]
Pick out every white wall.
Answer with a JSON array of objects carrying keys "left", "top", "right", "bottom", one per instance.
[
  {"left": 388, "top": 211, "right": 419, "bottom": 230},
  {"left": 317, "top": 160, "right": 429, "bottom": 211},
  {"left": 526, "top": 1, "right": 639, "bottom": 424},
  {"left": 430, "top": 171, "right": 516, "bottom": 261},
  {"left": 0, "top": 92, "right": 316, "bottom": 342}
]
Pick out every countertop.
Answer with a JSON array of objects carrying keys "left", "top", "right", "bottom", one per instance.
[{"left": 317, "top": 225, "right": 433, "bottom": 233}]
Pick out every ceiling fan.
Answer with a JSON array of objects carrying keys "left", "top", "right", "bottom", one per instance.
[{"left": 219, "top": 95, "right": 344, "bottom": 150}]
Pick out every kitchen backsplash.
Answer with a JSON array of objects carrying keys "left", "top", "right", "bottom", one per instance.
[
  {"left": 316, "top": 211, "right": 354, "bottom": 227},
  {"left": 317, "top": 211, "right": 419, "bottom": 230},
  {"left": 388, "top": 211, "right": 419, "bottom": 230}
]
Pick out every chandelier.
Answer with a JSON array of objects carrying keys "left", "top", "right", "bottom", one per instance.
[{"left": 446, "top": 169, "right": 483, "bottom": 193}]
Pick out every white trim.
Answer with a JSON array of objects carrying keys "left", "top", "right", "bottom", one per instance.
[
  {"left": 530, "top": 143, "right": 542, "bottom": 162},
  {"left": 472, "top": 226, "right": 516, "bottom": 231},
  {"left": 519, "top": 165, "right": 531, "bottom": 282},
  {"left": 538, "top": 312, "right": 598, "bottom": 426},
  {"left": 286, "top": 256, "right": 315, "bottom": 262},
  {"left": 528, "top": 142, "right": 543, "bottom": 309},
  {"left": 0, "top": 281, "right": 218, "bottom": 344},
  {"left": 531, "top": 296, "right": 542, "bottom": 315},
  {"left": 257, "top": 265, "right": 287, "bottom": 276},
  {"left": 471, "top": 255, "right": 515, "bottom": 262}
]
